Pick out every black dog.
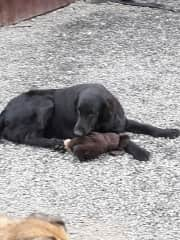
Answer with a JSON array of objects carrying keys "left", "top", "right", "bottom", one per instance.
[{"left": 0, "top": 84, "right": 179, "bottom": 161}]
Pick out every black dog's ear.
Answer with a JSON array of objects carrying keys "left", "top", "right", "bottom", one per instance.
[
  {"left": 74, "top": 95, "right": 79, "bottom": 114},
  {"left": 102, "top": 98, "right": 114, "bottom": 121},
  {"left": 36, "top": 99, "right": 54, "bottom": 130}
]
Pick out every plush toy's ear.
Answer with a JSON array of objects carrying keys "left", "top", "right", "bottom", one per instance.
[{"left": 119, "top": 134, "right": 130, "bottom": 149}]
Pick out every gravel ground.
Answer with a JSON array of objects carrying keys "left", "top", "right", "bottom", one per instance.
[{"left": 0, "top": 1, "right": 180, "bottom": 240}]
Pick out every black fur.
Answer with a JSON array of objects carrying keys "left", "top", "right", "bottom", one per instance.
[{"left": 0, "top": 83, "right": 179, "bottom": 161}]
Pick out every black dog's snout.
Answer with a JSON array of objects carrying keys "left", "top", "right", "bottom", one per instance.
[
  {"left": 74, "top": 128, "right": 84, "bottom": 136},
  {"left": 74, "top": 118, "right": 89, "bottom": 136}
]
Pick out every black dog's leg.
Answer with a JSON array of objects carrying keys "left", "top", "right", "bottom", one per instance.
[
  {"left": 126, "top": 119, "right": 180, "bottom": 139},
  {"left": 24, "top": 135, "right": 65, "bottom": 152},
  {"left": 124, "top": 140, "right": 150, "bottom": 161}
]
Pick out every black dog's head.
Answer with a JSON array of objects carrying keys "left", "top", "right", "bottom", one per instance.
[{"left": 73, "top": 90, "right": 114, "bottom": 136}]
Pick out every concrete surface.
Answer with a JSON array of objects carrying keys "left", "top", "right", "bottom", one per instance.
[{"left": 0, "top": 1, "right": 180, "bottom": 239}]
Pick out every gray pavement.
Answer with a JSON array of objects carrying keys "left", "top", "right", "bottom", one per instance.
[{"left": 0, "top": 1, "right": 180, "bottom": 239}]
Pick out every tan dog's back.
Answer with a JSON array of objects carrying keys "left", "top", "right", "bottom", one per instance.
[
  {"left": 0, "top": 214, "right": 69, "bottom": 240},
  {"left": 0, "top": 215, "right": 15, "bottom": 227}
]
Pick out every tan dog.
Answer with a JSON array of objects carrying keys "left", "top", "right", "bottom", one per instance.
[{"left": 0, "top": 213, "right": 69, "bottom": 240}]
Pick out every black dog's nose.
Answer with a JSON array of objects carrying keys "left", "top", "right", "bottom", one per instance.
[{"left": 74, "top": 129, "right": 84, "bottom": 136}]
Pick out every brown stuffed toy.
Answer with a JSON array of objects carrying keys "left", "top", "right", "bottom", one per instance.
[
  {"left": 64, "top": 132, "right": 130, "bottom": 161},
  {"left": 0, "top": 213, "right": 69, "bottom": 240}
]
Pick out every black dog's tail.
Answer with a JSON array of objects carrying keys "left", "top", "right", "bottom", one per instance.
[{"left": 0, "top": 110, "right": 5, "bottom": 137}]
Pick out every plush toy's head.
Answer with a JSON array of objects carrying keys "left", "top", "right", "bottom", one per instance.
[{"left": 64, "top": 132, "right": 129, "bottom": 161}]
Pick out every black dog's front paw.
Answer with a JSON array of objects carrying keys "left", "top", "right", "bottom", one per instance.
[
  {"left": 125, "top": 141, "right": 150, "bottom": 161},
  {"left": 164, "top": 128, "right": 180, "bottom": 139},
  {"left": 134, "top": 148, "right": 150, "bottom": 161},
  {"left": 53, "top": 139, "right": 66, "bottom": 153},
  {"left": 58, "top": 145, "right": 66, "bottom": 153}
]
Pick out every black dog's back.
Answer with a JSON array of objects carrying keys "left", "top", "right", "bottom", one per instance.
[{"left": 1, "top": 90, "right": 55, "bottom": 142}]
